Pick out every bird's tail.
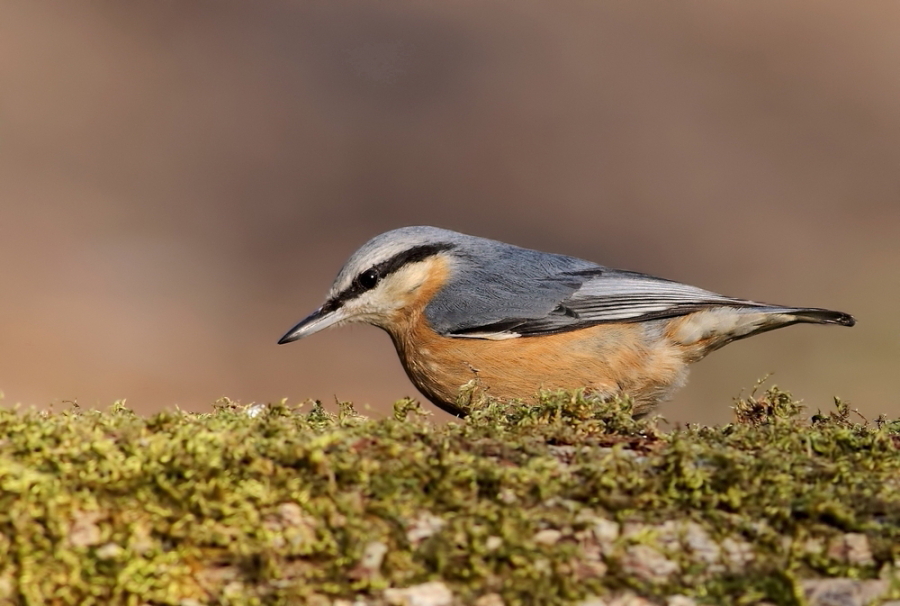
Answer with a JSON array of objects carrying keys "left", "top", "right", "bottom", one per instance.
[
  {"left": 726, "top": 305, "right": 857, "bottom": 343},
  {"left": 669, "top": 304, "right": 855, "bottom": 360},
  {"left": 782, "top": 307, "right": 856, "bottom": 327}
]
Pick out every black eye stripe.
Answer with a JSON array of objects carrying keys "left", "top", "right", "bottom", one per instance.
[{"left": 328, "top": 242, "right": 455, "bottom": 309}]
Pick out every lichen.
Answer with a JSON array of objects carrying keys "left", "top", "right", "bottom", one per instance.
[{"left": 0, "top": 387, "right": 896, "bottom": 605}]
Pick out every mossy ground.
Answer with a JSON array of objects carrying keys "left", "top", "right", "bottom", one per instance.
[{"left": 0, "top": 387, "right": 897, "bottom": 605}]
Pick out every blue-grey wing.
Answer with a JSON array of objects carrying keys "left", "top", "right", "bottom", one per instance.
[
  {"left": 423, "top": 247, "right": 596, "bottom": 336},
  {"left": 439, "top": 268, "right": 760, "bottom": 338}
]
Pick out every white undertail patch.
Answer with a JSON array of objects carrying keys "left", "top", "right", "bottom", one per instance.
[{"left": 671, "top": 308, "right": 793, "bottom": 345}]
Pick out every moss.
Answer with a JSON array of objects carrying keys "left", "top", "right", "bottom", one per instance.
[{"left": 0, "top": 388, "right": 896, "bottom": 605}]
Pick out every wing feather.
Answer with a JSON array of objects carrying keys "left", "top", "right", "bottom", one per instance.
[{"left": 447, "top": 269, "right": 763, "bottom": 338}]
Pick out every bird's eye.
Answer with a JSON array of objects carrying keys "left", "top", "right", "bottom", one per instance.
[{"left": 357, "top": 268, "right": 379, "bottom": 290}]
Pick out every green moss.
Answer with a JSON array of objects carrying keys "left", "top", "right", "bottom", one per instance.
[{"left": 0, "top": 388, "right": 896, "bottom": 605}]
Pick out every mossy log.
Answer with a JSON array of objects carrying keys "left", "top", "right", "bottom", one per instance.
[{"left": 0, "top": 388, "right": 897, "bottom": 605}]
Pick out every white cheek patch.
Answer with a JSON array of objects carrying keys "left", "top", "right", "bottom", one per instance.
[
  {"left": 380, "top": 262, "right": 434, "bottom": 301},
  {"left": 339, "top": 292, "right": 381, "bottom": 321}
]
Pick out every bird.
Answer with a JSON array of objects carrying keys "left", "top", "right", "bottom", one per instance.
[{"left": 278, "top": 226, "right": 855, "bottom": 417}]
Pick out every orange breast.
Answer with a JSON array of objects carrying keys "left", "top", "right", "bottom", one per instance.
[{"left": 409, "top": 323, "right": 684, "bottom": 414}]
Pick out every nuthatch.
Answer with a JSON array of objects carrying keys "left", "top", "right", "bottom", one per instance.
[{"left": 278, "top": 226, "right": 855, "bottom": 416}]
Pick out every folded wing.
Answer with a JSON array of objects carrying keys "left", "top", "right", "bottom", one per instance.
[{"left": 448, "top": 269, "right": 788, "bottom": 338}]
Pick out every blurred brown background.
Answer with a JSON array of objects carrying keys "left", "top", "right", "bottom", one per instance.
[{"left": 1, "top": 1, "right": 897, "bottom": 424}]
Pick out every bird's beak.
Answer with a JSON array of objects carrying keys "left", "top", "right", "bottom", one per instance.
[{"left": 277, "top": 305, "right": 346, "bottom": 344}]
